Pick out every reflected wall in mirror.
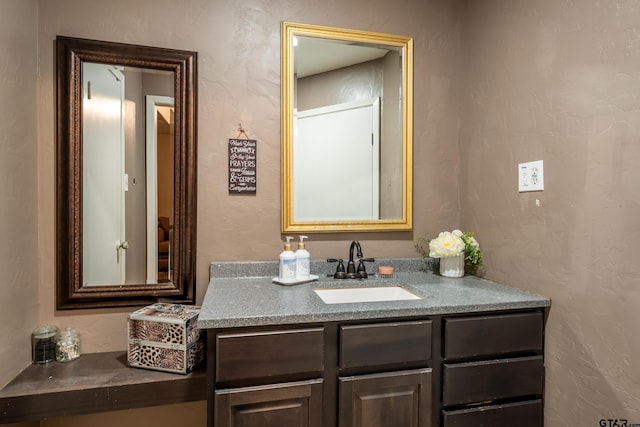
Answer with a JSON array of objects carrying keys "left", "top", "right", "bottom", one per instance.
[
  {"left": 57, "top": 36, "right": 197, "bottom": 309},
  {"left": 281, "top": 22, "right": 413, "bottom": 232}
]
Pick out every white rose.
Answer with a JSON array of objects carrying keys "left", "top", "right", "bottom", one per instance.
[{"left": 428, "top": 231, "right": 465, "bottom": 258}]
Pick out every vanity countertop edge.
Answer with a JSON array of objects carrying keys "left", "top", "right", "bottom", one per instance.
[{"left": 198, "top": 259, "right": 551, "bottom": 329}]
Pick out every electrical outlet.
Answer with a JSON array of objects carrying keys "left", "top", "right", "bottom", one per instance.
[{"left": 518, "top": 160, "right": 544, "bottom": 192}]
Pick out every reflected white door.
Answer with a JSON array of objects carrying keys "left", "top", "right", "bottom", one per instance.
[
  {"left": 294, "top": 98, "right": 380, "bottom": 221},
  {"left": 82, "top": 63, "right": 126, "bottom": 286}
]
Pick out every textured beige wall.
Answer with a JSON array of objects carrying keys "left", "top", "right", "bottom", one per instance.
[
  {"left": 34, "top": 0, "right": 462, "bottom": 353},
  {"left": 4, "top": 0, "right": 639, "bottom": 426},
  {"left": 0, "top": 0, "right": 39, "bottom": 388},
  {"left": 460, "top": 0, "right": 640, "bottom": 424},
  {"left": 5, "top": 0, "right": 462, "bottom": 424}
]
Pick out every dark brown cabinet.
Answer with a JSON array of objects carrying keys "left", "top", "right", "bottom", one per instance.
[
  {"left": 441, "top": 311, "right": 545, "bottom": 427},
  {"left": 338, "top": 320, "right": 433, "bottom": 427},
  {"left": 339, "top": 369, "right": 432, "bottom": 427},
  {"left": 215, "top": 379, "right": 323, "bottom": 427},
  {"left": 210, "top": 326, "right": 326, "bottom": 427},
  {"left": 207, "top": 309, "right": 545, "bottom": 427}
]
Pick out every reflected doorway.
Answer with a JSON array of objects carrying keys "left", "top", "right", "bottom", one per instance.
[{"left": 145, "top": 96, "right": 174, "bottom": 284}]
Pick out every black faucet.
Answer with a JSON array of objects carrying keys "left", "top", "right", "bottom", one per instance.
[
  {"left": 348, "top": 241, "right": 375, "bottom": 279},
  {"left": 327, "top": 241, "right": 374, "bottom": 279},
  {"left": 346, "top": 241, "right": 363, "bottom": 279}
]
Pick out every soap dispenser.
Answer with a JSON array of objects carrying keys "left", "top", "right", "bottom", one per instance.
[
  {"left": 279, "top": 236, "right": 296, "bottom": 281},
  {"left": 295, "top": 235, "right": 310, "bottom": 280}
]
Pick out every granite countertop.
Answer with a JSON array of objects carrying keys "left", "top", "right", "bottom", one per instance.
[{"left": 198, "top": 259, "right": 550, "bottom": 329}]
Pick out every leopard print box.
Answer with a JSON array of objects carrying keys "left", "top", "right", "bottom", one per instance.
[{"left": 127, "top": 303, "right": 205, "bottom": 374}]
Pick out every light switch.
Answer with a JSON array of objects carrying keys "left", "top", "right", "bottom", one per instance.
[{"left": 518, "top": 160, "right": 544, "bottom": 192}]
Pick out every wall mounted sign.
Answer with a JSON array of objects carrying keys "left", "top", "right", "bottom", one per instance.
[{"left": 228, "top": 138, "right": 257, "bottom": 194}]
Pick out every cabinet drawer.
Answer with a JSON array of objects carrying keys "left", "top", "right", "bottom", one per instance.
[
  {"left": 442, "top": 356, "right": 543, "bottom": 406},
  {"left": 443, "top": 399, "right": 542, "bottom": 427},
  {"left": 340, "top": 320, "right": 432, "bottom": 369},
  {"left": 216, "top": 327, "right": 324, "bottom": 383},
  {"left": 444, "top": 312, "right": 543, "bottom": 360}
]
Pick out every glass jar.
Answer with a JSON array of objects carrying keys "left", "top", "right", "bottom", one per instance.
[
  {"left": 55, "top": 328, "right": 81, "bottom": 362},
  {"left": 32, "top": 325, "right": 59, "bottom": 364}
]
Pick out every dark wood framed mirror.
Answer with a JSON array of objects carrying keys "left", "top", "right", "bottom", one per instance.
[{"left": 56, "top": 36, "right": 197, "bottom": 309}]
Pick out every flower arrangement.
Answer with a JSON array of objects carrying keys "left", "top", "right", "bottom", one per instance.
[{"left": 417, "top": 229, "right": 483, "bottom": 274}]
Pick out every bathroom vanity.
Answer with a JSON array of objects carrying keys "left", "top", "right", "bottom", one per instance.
[{"left": 199, "top": 260, "right": 550, "bottom": 427}]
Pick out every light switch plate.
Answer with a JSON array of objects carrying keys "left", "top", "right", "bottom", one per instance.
[{"left": 518, "top": 160, "right": 544, "bottom": 192}]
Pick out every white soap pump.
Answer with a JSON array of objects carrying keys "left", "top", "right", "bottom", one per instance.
[
  {"left": 295, "top": 235, "right": 310, "bottom": 280},
  {"left": 279, "top": 236, "right": 296, "bottom": 281}
]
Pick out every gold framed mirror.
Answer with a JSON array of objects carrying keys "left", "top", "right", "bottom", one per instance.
[
  {"left": 281, "top": 22, "right": 413, "bottom": 233},
  {"left": 56, "top": 36, "right": 197, "bottom": 309}
]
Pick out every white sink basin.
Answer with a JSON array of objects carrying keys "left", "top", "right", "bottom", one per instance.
[{"left": 314, "top": 286, "right": 422, "bottom": 304}]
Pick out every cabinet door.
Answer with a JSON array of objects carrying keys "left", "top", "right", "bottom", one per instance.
[
  {"left": 215, "top": 379, "right": 323, "bottom": 427},
  {"left": 339, "top": 369, "right": 431, "bottom": 427}
]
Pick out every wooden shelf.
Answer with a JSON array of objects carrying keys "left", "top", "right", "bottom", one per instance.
[{"left": 0, "top": 351, "right": 206, "bottom": 424}]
